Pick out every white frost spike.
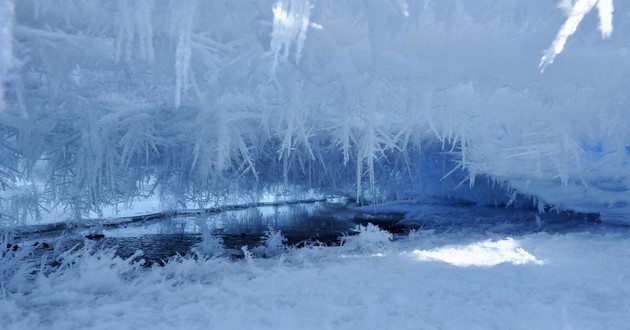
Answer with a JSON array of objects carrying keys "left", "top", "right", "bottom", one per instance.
[
  {"left": 540, "top": 0, "right": 614, "bottom": 72},
  {"left": 597, "top": 0, "right": 614, "bottom": 38},
  {"left": 270, "top": 0, "right": 313, "bottom": 74},
  {"left": 0, "top": 0, "right": 15, "bottom": 112},
  {"left": 171, "top": 0, "right": 197, "bottom": 108}
]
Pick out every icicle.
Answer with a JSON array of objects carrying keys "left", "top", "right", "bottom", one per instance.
[
  {"left": 171, "top": 0, "right": 197, "bottom": 108},
  {"left": 597, "top": 0, "right": 614, "bottom": 38},
  {"left": 270, "top": 0, "right": 314, "bottom": 75},
  {"left": 115, "top": 0, "right": 155, "bottom": 64},
  {"left": 115, "top": 0, "right": 133, "bottom": 63},
  {"left": 0, "top": 0, "right": 14, "bottom": 112}
]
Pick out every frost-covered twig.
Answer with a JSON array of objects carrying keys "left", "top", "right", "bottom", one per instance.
[{"left": 540, "top": 0, "right": 614, "bottom": 72}]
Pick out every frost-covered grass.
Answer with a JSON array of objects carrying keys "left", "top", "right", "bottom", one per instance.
[{"left": 2, "top": 224, "right": 630, "bottom": 329}]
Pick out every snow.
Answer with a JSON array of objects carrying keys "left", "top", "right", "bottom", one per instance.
[
  {"left": 412, "top": 238, "right": 544, "bottom": 267},
  {"left": 2, "top": 223, "right": 630, "bottom": 329}
]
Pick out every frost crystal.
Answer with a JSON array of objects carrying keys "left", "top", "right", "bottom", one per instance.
[
  {"left": 540, "top": 0, "right": 614, "bottom": 71},
  {"left": 172, "top": 0, "right": 197, "bottom": 108},
  {"left": 270, "top": 0, "right": 313, "bottom": 74}
]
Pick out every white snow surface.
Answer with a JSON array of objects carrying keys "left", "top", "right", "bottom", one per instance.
[{"left": 2, "top": 224, "right": 630, "bottom": 329}]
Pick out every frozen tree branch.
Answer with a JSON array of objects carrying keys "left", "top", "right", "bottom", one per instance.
[{"left": 540, "top": 0, "right": 614, "bottom": 72}]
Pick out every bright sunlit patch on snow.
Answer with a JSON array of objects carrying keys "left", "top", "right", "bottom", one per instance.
[
  {"left": 338, "top": 252, "right": 387, "bottom": 259},
  {"left": 412, "top": 238, "right": 544, "bottom": 267}
]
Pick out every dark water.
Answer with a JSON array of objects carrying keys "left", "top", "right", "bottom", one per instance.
[
  {"left": 2, "top": 200, "right": 614, "bottom": 266},
  {"left": 3, "top": 199, "right": 359, "bottom": 265}
]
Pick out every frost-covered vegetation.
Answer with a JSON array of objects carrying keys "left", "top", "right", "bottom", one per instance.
[
  {"left": 2, "top": 2, "right": 630, "bottom": 327},
  {"left": 2, "top": 222, "right": 630, "bottom": 329},
  {"left": 0, "top": 0, "right": 629, "bottom": 223}
]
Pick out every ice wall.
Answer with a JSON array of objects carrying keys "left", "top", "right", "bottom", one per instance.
[{"left": 0, "top": 0, "right": 629, "bottom": 222}]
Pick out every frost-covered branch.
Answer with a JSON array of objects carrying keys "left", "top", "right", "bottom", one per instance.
[{"left": 540, "top": 0, "right": 614, "bottom": 72}]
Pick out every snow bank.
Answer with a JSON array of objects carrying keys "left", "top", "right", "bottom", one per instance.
[{"left": 2, "top": 228, "right": 630, "bottom": 329}]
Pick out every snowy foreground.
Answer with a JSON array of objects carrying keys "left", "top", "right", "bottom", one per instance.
[{"left": 2, "top": 220, "right": 630, "bottom": 329}]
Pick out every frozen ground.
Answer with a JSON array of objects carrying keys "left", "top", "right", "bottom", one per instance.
[{"left": 2, "top": 204, "right": 629, "bottom": 329}]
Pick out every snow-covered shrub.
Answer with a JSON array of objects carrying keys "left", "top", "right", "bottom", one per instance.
[
  {"left": 254, "top": 228, "right": 288, "bottom": 257},
  {"left": 0, "top": 237, "right": 143, "bottom": 298},
  {"left": 241, "top": 246, "right": 254, "bottom": 263},
  {"left": 43, "top": 247, "right": 142, "bottom": 296},
  {"left": 194, "top": 233, "right": 225, "bottom": 257},
  {"left": 192, "top": 218, "right": 225, "bottom": 258},
  {"left": 340, "top": 223, "right": 392, "bottom": 253}
]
